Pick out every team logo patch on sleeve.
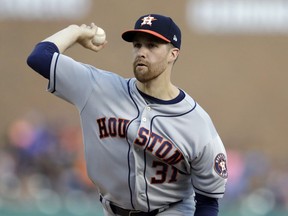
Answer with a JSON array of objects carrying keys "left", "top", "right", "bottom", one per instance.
[{"left": 214, "top": 153, "right": 228, "bottom": 179}]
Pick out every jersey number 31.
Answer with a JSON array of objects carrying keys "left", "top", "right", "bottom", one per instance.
[{"left": 151, "top": 161, "right": 178, "bottom": 184}]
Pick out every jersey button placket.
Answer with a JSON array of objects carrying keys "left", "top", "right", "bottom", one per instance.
[
  {"left": 136, "top": 106, "right": 152, "bottom": 203},
  {"left": 142, "top": 106, "right": 151, "bottom": 122},
  {"left": 141, "top": 107, "right": 149, "bottom": 124}
]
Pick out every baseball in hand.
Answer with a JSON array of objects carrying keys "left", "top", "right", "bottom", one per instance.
[{"left": 92, "top": 27, "right": 106, "bottom": 45}]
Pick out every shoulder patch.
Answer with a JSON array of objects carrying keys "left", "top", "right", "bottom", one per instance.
[{"left": 214, "top": 153, "right": 228, "bottom": 179}]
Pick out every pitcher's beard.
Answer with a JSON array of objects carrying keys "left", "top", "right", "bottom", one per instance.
[
  {"left": 133, "top": 63, "right": 165, "bottom": 83},
  {"left": 134, "top": 67, "right": 151, "bottom": 83}
]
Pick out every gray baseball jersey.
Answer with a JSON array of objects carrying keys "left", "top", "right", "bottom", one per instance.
[{"left": 48, "top": 53, "right": 228, "bottom": 212}]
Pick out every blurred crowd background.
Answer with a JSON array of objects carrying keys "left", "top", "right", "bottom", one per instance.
[{"left": 1, "top": 0, "right": 288, "bottom": 215}]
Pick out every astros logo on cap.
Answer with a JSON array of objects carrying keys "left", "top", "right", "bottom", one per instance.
[{"left": 141, "top": 15, "right": 157, "bottom": 26}]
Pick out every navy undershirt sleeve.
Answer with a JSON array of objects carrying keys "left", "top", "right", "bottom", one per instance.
[
  {"left": 194, "top": 193, "right": 219, "bottom": 216},
  {"left": 26, "top": 41, "right": 59, "bottom": 79}
]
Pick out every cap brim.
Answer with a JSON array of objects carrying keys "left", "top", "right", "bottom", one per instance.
[{"left": 122, "top": 29, "right": 171, "bottom": 43}]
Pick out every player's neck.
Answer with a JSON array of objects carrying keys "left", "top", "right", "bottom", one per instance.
[{"left": 136, "top": 81, "right": 179, "bottom": 101}]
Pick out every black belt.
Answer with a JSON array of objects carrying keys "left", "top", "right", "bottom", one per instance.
[{"left": 100, "top": 195, "right": 182, "bottom": 216}]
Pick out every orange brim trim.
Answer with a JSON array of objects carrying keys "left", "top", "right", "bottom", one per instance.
[{"left": 122, "top": 29, "right": 171, "bottom": 43}]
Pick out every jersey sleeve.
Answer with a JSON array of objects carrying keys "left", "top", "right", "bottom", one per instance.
[
  {"left": 47, "top": 53, "right": 94, "bottom": 111},
  {"left": 191, "top": 133, "right": 228, "bottom": 199},
  {"left": 26, "top": 42, "right": 59, "bottom": 79}
]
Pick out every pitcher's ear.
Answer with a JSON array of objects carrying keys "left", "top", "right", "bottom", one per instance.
[{"left": 169, "top": 47, "right": 180, "bottom": 63}]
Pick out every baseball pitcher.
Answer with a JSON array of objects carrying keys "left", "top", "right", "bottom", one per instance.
[{"left": 27, "top": 14, "right": 228, "bottom": 216}]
